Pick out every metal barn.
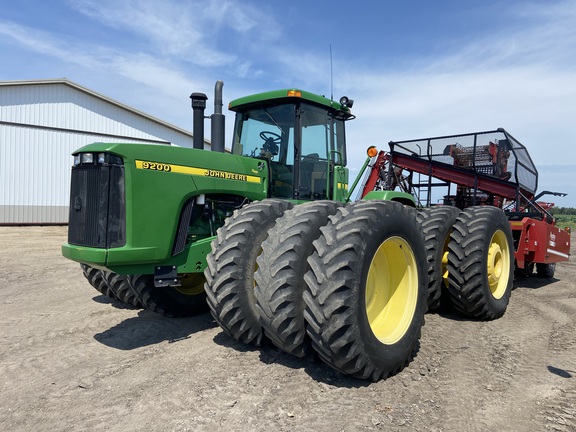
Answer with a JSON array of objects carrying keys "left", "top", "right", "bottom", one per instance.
[{"left": 0, "top": 79, "right": 203, "bottom": 224}]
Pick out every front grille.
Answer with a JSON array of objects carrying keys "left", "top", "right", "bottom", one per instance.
[{"left": 68, "top": 162, "right": 126, "bottom": 248}]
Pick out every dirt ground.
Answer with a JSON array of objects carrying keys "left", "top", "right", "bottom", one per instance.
[{"left": 0, "top": 226, "right": 575, "bottom": 432}]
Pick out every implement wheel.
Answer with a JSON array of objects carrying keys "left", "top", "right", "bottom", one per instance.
[
  {"left": 129, "top": 273, "right": 207, "bottom": 317},
  {"left": 254, "top": 201, "right": 341, "bottom": 359},
  {"left": 515, "top": 262, "right": 534, "bottom": 278},
  {"left": 416, "top": 206, "right": 460, "bottom": 310},
  {"left": 205, "top": 199, "right": 294, "bottom": 346},
  {"left": 304, "top": 201, "right": 427, "bottom": 381},
  {"left": 536, "top": 263, "right": 556, "bottom": 278},
  {"left": 446, "top": 206, "right": 514, "bottom": 320},
  {"left": 103, "top": 272, "right": 143, "bottom": 308},
  {"left": 81, "top": 264, "right": 117, "bottom": 299}
]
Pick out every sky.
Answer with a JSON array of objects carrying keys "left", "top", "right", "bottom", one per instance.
[{"left": 1, "top": 0, "right": 575, "bottom": 207}]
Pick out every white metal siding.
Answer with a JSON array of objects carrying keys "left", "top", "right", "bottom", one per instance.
[
  {"left": 0, "top": 81, "right": 201, "bottom": 224},
  {"left": 0, "top": 83, "right": 195, "bottom": 147},
  {"left": 0, "top": 123, "right": 172, "bottom": 223}
]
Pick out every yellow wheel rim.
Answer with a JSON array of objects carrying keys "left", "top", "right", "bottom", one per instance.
[
  {"left": 175, "top": 273, "right": 206, "bottom": 296},
  {"left": 441, "top": 234, "right": 451, "bottom": 288},
  {"left": 487, "top": 229, "right": 511, "bottom": 299},
  {"left": 365, "top": 236, "right": 419, "bottom": 344}
]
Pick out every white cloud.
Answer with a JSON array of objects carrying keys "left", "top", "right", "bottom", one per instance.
[
  {"left": 203, "top": 0, "right": 255, "bottom": 33},
  {"left": 72, "top": 0, "right": 234, "bottom": 64},
  {"left": 0, "top": 21, "right": 96, "bottom": 67},
  {"left": 69, "top": 0, "right": 280, "bottom": 70}
]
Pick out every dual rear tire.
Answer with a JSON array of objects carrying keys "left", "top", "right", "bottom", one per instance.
[
  {"left": 416, "top": 206, "right": 515, "bottom": 320},
  {"left": 304, "top": 201, "right": 428, "bottom": 381},
  {"left": 204, "top": 199, "right": 294, "bottom": 345},
  {"left": 206, "top": 199, "right": 429, "bottom": 381},
  {"left": 417, "top": 206, "right": 460, "bottom": 310},
  {"left": 254, "top": 201, "right": 342, "bottom": 359},
  {"left": 446, "top": 206, "right": 514, "bottom": 320}
]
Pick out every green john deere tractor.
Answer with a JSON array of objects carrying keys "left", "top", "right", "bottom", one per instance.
[{"left": 62, "top": 82, "right": 428, "bottom": 381}]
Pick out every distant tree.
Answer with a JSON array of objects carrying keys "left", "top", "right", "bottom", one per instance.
[{"left": 551, "top": 207, "right": 576, "bottom": 215}]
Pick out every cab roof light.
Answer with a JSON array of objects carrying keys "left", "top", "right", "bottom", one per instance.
[
  {"left": 287, "top": 90, "right": 302, "bottom": 98},
  {"left": 339, "top": 96, "right": 354, "bottom": 108}
]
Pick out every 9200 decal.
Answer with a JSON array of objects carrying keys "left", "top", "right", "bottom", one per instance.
[{"left": 140, "top": 161, "right": 171, "bottom": 172}]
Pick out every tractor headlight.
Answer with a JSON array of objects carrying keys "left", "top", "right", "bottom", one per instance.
[
  {"left": 73, "top": 152, "right": 123, "bottom": 167},
  {"left": 81, "top": 153, "right": 94, "bottom": 164}
]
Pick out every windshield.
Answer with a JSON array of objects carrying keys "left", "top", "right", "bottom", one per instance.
[
  {"left": 232, "top": 104, "right": 294, "bottom": 161},
  {"left": 232, "top": 102, "right": 347, "bottom": 199}
]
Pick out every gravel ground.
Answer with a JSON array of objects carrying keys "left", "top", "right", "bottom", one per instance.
[{"left": 0, "top": 226, "right": 574, "bottom": 432}]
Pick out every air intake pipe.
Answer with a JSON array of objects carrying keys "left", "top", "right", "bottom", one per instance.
[
  {"left": 190, "top": 92, "right": 207, "bottom": 150},
  {"left": 211, "top": 80, "right": 225, "bottom": 153}
]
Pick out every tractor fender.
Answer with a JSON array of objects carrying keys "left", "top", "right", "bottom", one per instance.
[{"left": 362, "top": 190, "right": 416, "bottom": 207}]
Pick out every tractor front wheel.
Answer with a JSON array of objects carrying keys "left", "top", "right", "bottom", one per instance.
[
  {"left": 81, "top": 264, "right": 117, "bottom": 299},
  {"left": 103, "top": 272, "right": 143, "bottom": 308},
  {"left": 304, "top": 201, "right": 427, "bottom": 381},
  {"left": 129, "top": 273, "right": 208, "bottom": 317}
]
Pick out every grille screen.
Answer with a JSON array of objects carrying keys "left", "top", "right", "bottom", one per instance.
[{"left": 68, "top": 164, "right": 126, "bottom": 248}]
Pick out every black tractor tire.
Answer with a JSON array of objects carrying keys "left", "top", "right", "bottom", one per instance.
[
  {"left": 303, "top": 200, "right": 428, "bottom": 381},
  {"left": 446, "top": 206, "right": 514, "bottom": 320},
  {"left": 204, "top": 199, "right": 294, "bottom": 346},
  {"left": 416, "top": 206, "right": 460, "bottom": 311},
  {"left": 103, "top": 272, "right": 144, "bottom": 308},
  {"left": 81, "top": 264, "right": 118, "bottom": 299},
  {"left": 536, "top": 263, "right": 556, "bottom": 278},
  {"left": 129, "top": 273, "right": 208, "bottom": 318},
  {"left": 254, "top": 201, "right": 342, "bottom": 359}
]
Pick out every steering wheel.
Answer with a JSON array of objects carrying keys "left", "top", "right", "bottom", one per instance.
[
  {"left": 259, "top": 131, "right": 281, "bottom": 156},
  {"left": 259, "top": 131, "right": 282, "bottom": 144}
]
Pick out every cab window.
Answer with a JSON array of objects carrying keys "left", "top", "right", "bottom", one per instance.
[
  {"left": 297, "top": 104, "right": 347, "bottom": 200},
  {"left": 232, "top": 104, "right": 295, "bottom": 198}
]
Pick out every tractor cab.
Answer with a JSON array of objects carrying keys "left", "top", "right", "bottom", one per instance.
[{"left": 229, "top": 89, "right": 355, "bottom": 201}]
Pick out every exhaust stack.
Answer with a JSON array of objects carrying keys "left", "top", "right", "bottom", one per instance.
[
  {"left": 190, "top": 92, "right": 207, "bottom": 150},
  {"left": 211, "top": 80, "right": 225, "bottom": 153}
]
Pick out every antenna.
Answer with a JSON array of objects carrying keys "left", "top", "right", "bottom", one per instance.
[{"left": 330, "top": 44, "right": 334, "bottom": 101}]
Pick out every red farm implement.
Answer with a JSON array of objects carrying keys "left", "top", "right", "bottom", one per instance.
[{"left": 357, "top": 128, "right": 570, "bottom": 312}]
